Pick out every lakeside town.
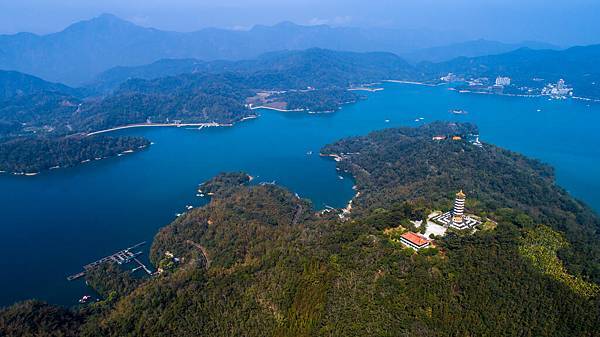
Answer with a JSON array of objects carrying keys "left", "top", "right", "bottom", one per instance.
[{"left": 441, "top": 73, "right": 577, "bottom": 100}]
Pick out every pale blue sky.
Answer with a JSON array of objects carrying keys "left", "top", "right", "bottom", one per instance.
[{"left": 1, "top": 0, "right": 599, "bottom": 46}]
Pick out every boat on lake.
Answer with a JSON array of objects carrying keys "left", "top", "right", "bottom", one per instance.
[{"left": 78, "top": 295, "right": 92, "bottom": 304}]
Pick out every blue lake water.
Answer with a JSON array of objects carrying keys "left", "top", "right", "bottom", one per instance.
[{"left": 1, "top": 82, "right": 599, "bottom": 306}]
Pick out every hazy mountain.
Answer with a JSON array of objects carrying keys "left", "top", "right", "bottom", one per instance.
[
  {"left": 0, "top": 70, "right": 76, "bottom": 99},
  {"left": 403, "top": 39, "right": 559, "bottom": 63},
  {"left": 90, "top": 48, "right": 416, "bottom": 93},
  {"left": 0, "top": 14, "right": 463, "bottom": 86}
]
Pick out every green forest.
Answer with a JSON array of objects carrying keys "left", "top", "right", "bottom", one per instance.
[
  {"left": 0, "top": 135, "right": 149, "bottom": 173},
  {"left": 1, "top": 122, "right": 599, "bottom": 336}
]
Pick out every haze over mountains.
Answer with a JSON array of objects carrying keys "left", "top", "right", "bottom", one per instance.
[
  {"left": 0, "top": 70, "right": 77, "bottom": 100},
  {"left": 0, "top": 14, "right": 559, "bottom": 86},
  {"left": 402, "top": 39, "right": 558, "bottom": 63}
]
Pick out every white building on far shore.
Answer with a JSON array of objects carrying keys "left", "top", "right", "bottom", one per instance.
[{"left": 495, "top": 76, "right": 511, "bottom": 86}]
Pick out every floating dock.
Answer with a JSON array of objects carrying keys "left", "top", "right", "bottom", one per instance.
[{"left": 67, "top": 242, "right": 152, "bottom": 281}]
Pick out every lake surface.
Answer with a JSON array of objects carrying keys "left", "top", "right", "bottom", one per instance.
[{"left": 1, "top": 82, "right": 599, "bottom": 307}]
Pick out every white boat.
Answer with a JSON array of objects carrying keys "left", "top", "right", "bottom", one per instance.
[{"left": 78, "top": 295, "right": 92, "bottom": 304}]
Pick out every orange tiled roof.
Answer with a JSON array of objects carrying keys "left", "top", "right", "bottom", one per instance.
[{"left": 401, "top": 232, "right": 430, "bottom": 246}]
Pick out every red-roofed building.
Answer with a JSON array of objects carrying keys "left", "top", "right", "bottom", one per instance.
[{"left": 400, "top": 232, "right": 432, "bottom": 250}]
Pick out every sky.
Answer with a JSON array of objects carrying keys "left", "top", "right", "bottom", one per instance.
[{"left": 1, "top": 0, "right": 599, "bottom": 46}]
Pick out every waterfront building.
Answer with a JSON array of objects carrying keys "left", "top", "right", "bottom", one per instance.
[
  {"left": 400, "top": 232, "right": 432, "bottom": 250},
  {"left": 495, "top": 76, "right": 511, "bottom": 86},
  {"left": 542, "top": 79, "right": 574, "bottom": 98},
  {"left": 441, "top": 73, "right": 461, "bottom": 82}
]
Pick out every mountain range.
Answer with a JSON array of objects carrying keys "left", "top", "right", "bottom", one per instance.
[
  {"left": 403, "top": 39, "right": 558, "bottom": 63},
  {"left": 0, "top": 14, "right": 555, "bottom": 86},
  {"left": 90, "top": 48, "right": 415, "bottom": 93}
]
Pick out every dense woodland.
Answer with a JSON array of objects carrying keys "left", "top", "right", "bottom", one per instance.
[
  {"left": 0, "top": 135, "right": 149, "bottom": 173},
  {"left": 274, "top": 89, "right": 362, "bottom": 112},
  {"left": 197, "top": 171, "right": 252, "bottom": 198},
  {"left": 1, "top": 122, "right": 599, "bottom": 336},
  {"left": 322, "top": 122, "right": 600, "bottom": 283},
  {"left": 85, "top": 263, "right": 144, "bottom": 299}
]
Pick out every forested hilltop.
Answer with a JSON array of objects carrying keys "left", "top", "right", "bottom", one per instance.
[{"left": 1, "top": 122, "right": 599, "bottom": 337}]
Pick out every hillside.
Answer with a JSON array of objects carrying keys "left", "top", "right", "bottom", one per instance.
[
  {"left": 1, "top": 123, "right": 599, "bottom": 336},
  {"left": 322, "top": 122, "right": 600, "bottom": 282},
  {"left": 0, "top": 70, "right": 77, "bottom": 99},
  {"left": 0, "top": 135, "right": 150, "bottom": 173}
]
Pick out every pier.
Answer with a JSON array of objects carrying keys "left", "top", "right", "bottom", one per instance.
[{"left": 67, "top": 242, "right": 152, "bottom": 281}]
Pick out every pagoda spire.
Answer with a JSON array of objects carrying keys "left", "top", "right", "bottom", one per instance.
[{"left": 452, "top": 190, "right": 466, "bottom": 225}]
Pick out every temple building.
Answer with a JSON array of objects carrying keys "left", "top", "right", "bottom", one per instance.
[
  {"left": 400, "top": 232, "right": 432, "bottom": 250},
  {"left": 431, "top": 189, "right": 481, "bottom": 230}
]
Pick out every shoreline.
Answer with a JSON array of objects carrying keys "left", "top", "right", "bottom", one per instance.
[
  {"left": 349, "top": 87, "right": 384, "bottom": 92},
  {"left": 250, "top": 105, "right": 305, "bottom": 112},
  {"left": 452, "top": 88, "right": 540, "bottom": 99},
  {"left": 10, "top": 115, "right": 260, "bottom": 177},
  {"left": 318, "top": 151, "right": 361, "bottom": 219},
  {"left": 384, "top": 79, "right": 442, "bottom": 87},
  {"left": 453, "top": 88, "right": 600, "bottom": 102},
  {"left": 2, "top": 144, "right": 152, "bottom": 177},
  {"left": 86, "top": 122, "right": 232, "bottom": 136}
]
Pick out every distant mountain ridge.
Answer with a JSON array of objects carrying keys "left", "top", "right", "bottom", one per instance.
[
  {"left": 0, "top": 14, "right": 469, "bottom": 85},
  {"left": 0, "top": 70, "right": 77, "bottom": 99},
  {"left": 403, "top": 39, "right": 559, "bottom": 63},
  {"left": 90, "top": 48, "right": 415, "bottom": 93}
]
